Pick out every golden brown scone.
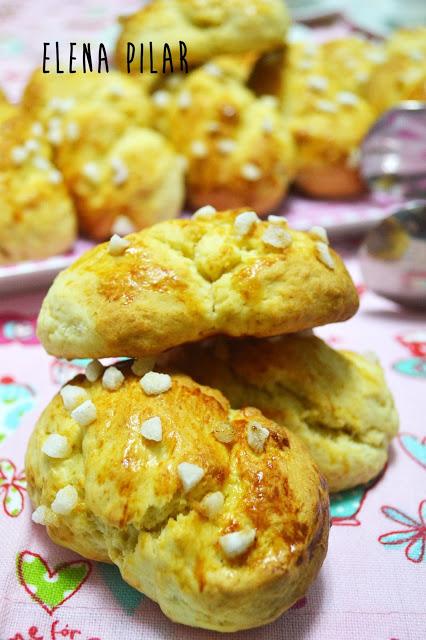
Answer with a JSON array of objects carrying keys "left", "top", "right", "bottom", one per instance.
[
  {"left": 288, "top": 93, "right": 374, "bottom": 199},
  {"left": 54, "top": 101, "right": 185, "bottom": 240},
  {"left": 26, "top": 363, "right": 328, "bottom": 631},
  {"left": 153, "top": 66, "right": 295, "bottom": 213},
  {"left": 22, "top": 70, "right": 184, "bottom": 239},
  {"left": 366, "top": 28, "right": 426, "bottom": 114},
  {"left": 274, "top": 41, "right": 377, "bottom": 199},
  {"left": 0, "top": 88, "right": 16, "bottom": 124},
  {"left": 37, "top": 209, "right": 359, "bottom": 359},
  {"left": 115, "top": 0, "right": 289, "bottom": 75},
  {"left": 164, "top": 334, "right": 399, "bottom": 492},
  {"left": 0, "top": 114, "right": 77, "bottom": 264}
]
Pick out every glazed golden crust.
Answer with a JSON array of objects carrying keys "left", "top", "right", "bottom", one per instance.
[
  {"left": 115, "top": 0, "right": 289, "bottom": 73},
  {"left": 153, "top": 66, "right": 295, "bottom": 213},
  {"left": 37, "top": 209, "right": 359, "bottom": 359},
  {"left": 164, "top": 335, "right": 399, "bottom": 492},
  {"left": 26, "top": 364, "right": 328, "bottom": 631},
  {"left": 0, "top": 114, "right": 77, "bottom": 264}
]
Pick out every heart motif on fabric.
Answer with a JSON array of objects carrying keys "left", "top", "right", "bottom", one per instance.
[
  {"left": 17, "top": 551, "right": 91, "bottom": 614},
  {"left": 398, "top": 433, "right": 426, "bottom": 469}
]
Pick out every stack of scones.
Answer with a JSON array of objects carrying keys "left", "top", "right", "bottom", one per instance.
[{"left": 26, "top": 207, "right": 398, "bottom": 631}]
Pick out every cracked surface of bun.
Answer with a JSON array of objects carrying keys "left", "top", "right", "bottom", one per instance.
[
  {"left": 37, "top": 209, "right": 359, "bottom": 359},
  {"left": 26, "top": 364, "right": 328, "bottom": 631},
  {"left": 0, "top": 114, "right": 77, "bottom": 264},
  {"left": 164, "top": 335, "right": 399, "bottom": 492},
  {"left": 115, "top": 0, "right": 289, "bottom": 73},
  {"left": 153, "top": 66, "right": 295, "bottom": 213}
]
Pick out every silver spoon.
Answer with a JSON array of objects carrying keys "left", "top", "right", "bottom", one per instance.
[
  {"left": 359, "top": 200, "right": 426, "bottom": 308},
  {"left": 360, "top": 101, "right": 426, "bottom": 201},
  {"left": 358, "top": 102, "right": 426, "bottom": 307}
]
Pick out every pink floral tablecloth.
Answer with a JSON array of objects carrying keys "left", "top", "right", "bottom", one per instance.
[{"left": 0, "top": 2, "right": 425, "bottom": 639}]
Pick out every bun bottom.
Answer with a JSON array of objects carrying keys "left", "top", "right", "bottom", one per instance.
[{"left": 295, "top": 165, "right": 366, "bottom": 199}]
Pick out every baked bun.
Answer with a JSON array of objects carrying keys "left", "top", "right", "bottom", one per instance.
[
  {"left": 366, "top": 28, "right": 426, "bottom": 114},
  {"left": 54, "top": 102, "right": 185, "bottom": 240},
  {"left": 0, "top": 88, "right": 16, "bottom": 124},
  {"left": 115, "top": 0, "right": 289, "bottom": 74},
  {"left": 26, "top": 363, "right": 328, "bottom": 631},
  {"left": 37, "top": 209, "right": 359, "bottom": 359},
  {"left": 153, "top": 66, "right": 295, "bottom": 213},
  {"left": 289, "top": 93, "right": 374, "bottom": 199},
  {"left": 164, "top": 334, "right": 399, "bottom": 492},
  {"left": 0, "top": 114, "right": 76, "bottom": 264},
  {"left": 22, "top": 70, "right": 184, "bottom": 239},
  {"left": 272, "top": 41, "right": 376, "bottom": 199}
]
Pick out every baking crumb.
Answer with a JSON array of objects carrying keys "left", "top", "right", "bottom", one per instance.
[
  {"left": 234, "top": 211, "right": 259, "bottom": 236},
  {"left": 191, "top": 140, "right": 208, "bottom": 158},
  {"left": 204, "top": 63, "right": 222, "bottom": 77},
  {"left": 219, "top": 529, "right": 256, "bottom": 558},
  {"left": 152, "top": 90, "right": 170, "bottom": 108},
  {"left": 108, "top": 234, "right": 130, "bottom": 256},
  {"left": 111, "top": 156, "right": 129, "bottom": 186},
  {"left": 48, "top": 169, "right": 62, "bottom": 184},
  {"left": 71, "top": 399, "right": 97, "bottom": 426},
  {"left": 316, "top": 241, "right": 335, "bottom": 269},
  {"left": 217, "top": 138, "right": 236, "bottom": 154},
  {"left": 178, "top": 462, "right": 205, "bottom": 493},
  {"left": 262, "top": 226, "right": 292, "bottom": 249},
  {"left": 140, "top": 371, "right": 172, "bottom": 396},
  {"left": 140, "top": 416, "right": 162, "bottom": 442},
  {"left": 102, "top": 365, "right": 124, "bottom": 391},
  {"left": 42, "top": 434, "right": 70, "bottom": 459},
  {"left": 66, "top": 121, "right": 80, "bottom": 141},
  {"left": 309, "top": 225, "right": 328, "bottom": 244},
  {"left": 51, "top": 485, "right": 78, "bottom": 515},
  {"left": 31, "top": 505, "right": 48, "bottom": 525},
  {"left": 316, "top": 99, "right": 338, "bottom": 113},
  {"left": 60, "top": 384, "right": 89, "bottom": 411},
  {"left": 240, "top": 163, "right": 262, "bottom": 181},
  {"left": 192, "top": 205, "right": 216, "bottom": 220},
  {"left": 262, "top": 117, "right": 274, "bottom": 134},
  {"left": 337, "top": 91, "right": 359, "bottom": 106},
  {"left": 307, "top": 75, "right": 328, "bottom": 91},
  {"left": 85, "top": 359, "right": 103, "bottom": 382},
  {"left": 31, "top": 122, "right": 44, "bottom": 137},
  {"left": 268, "top": 214, "right": 288, "bottom": 224},
  {"left": 82, "top": 162, "right": 101, "bottom": 183},
  {"left": 178, "top": 90, "right": 192, "bottom": 109}
]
